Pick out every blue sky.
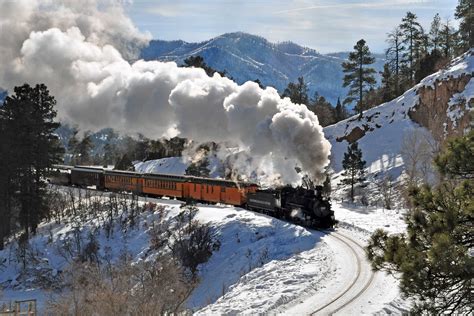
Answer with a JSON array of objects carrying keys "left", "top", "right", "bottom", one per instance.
[{"left": 126, "top": 0, "right": 459, "bottom": 53}]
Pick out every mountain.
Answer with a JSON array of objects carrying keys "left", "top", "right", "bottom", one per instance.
[{"left": 140, "top": 32, "right": 385, "bottom": 105}]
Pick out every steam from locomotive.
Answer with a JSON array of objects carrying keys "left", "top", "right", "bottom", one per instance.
[{"left": 0, "top": 0, "right": 331, "bottom": 186}]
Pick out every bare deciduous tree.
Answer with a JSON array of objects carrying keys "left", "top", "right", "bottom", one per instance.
[{"left": 401, "top": 129, "right": 436, "bottom": 186}]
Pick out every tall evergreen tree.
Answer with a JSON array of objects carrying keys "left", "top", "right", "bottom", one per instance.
[
  {"left": 386, "top": 27, "right": 404, "bottom": 96},
  {"left": 455, "top": 0, "right": 474, "bottom": 51},
  {"left": 439, "top": 18, "right": 456, "bottom": 58},
  {"left": 367, "top": 131, "right": 474, "bottom": 314},
  {"left": 310, "top": 95, "right": 336, "bottom": 127},
  {"left": 114, "top": 154, "right": 135, "bottom": 171},
  {"left": 183, "top": 55, "right": 227, "bottom": 77},
  {"left": 429, "top": 13, "right": 442, "bottom": 53},
  {"left": 399, "top": 12, "right": 424, "bottom": 84},
  {"left": 342, "top": 39, "right": 376, "bottom": 115},
  {"left": 282, "top": 77, "right": 309, "bottom": 105},
  {"left": 0, "top": 111, "right": 14, "bottom": 249},
  {"left": 0, "top": 84, "right": 63, "bottom": 238},
  {"left": 341, "top": 142, "right": 366, "bottom": 202},
  {"left": 334, "top": 97, "right": 348, "bottom": 122},
  {"left": 380, "top": 63, "right": 395, "bottom": 103}
]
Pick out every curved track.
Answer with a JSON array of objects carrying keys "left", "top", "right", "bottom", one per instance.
[{"left": 311, "top": 230, "right": 376, "bottom": 315}]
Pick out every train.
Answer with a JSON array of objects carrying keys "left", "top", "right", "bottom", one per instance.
[{"left": 48, "top": 165, "right": 335, "bottom": 228}]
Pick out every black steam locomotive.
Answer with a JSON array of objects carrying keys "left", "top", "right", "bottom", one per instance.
[{"left": 247, "top": 186, "right": 335, "bottom": 228}]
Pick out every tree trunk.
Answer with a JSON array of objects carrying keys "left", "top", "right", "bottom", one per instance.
[{"left": 359, "top": 52, "right": 363, "bottom": 114}]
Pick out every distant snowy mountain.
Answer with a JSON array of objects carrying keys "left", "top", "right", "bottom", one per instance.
[{"left": 140, "top": 32, "right": 385, "bottom": 105}]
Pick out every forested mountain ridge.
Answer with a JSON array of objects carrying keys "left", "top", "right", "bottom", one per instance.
[{"left": 140, "top": 32, "right": 385, "bottom": 104}]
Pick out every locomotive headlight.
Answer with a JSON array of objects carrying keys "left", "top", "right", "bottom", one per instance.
[{"left": 290, "top": 208, "right": 304, "bottom": 220}]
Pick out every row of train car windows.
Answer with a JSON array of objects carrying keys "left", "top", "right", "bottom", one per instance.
[
  {"left": 193, "top": 183, "right": 226, "bottom": 193},
  {"left": 107, "top": 175, "right": 133, "bottom": 184},
  {"left": 145, "top": 179, "right": 177, "bottom": 190}
]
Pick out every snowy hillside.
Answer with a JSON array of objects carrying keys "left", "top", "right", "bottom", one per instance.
[
  {"left": 134, "top": 156, "right": 224, "bottom": 178},
  {"left": 140, "top": 32, "right": 385, "bottom": 105},
  {"left": 0, "top": 190, "right": 329, "bottom": 312},
  {"left": 324, "top": 49, "right": 473, "bottom": 194}
]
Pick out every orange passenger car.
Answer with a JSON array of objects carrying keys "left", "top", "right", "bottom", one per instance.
[
  {"left": 184, "top": 177, "right": 258, "bottom": 206},
  {"left": 142, "top": 173, "right": 186, "bottom": 198},
  {"left": 104, "top": 170, "right": 143, "bottom": 193}
]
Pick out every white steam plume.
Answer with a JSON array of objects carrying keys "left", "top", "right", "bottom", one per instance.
[{"left": 0, "top": 0, "right": 331, "bottom": 186}]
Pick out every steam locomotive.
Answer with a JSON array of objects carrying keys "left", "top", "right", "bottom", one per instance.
[
  {"left": 247, "top": 186, "right": 334, "bottom": 228},
  {"left": 49, "top": 165, "right": 335, "bottom": 228}
]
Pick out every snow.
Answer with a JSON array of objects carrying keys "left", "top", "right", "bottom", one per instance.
[
  {"left": 0, "top": 193, "right": 325, "bottom": 313},
  {"left": 0, "top": 187, "right": 412, "bottom": 315},
  {"left": 134, "top": 155, "right": 224, "bottom": 178},
  {"left": 324, "top": 49, "right": 473, "bottom": 192},
  {"left": 196, "top": 233, "right": 333, "bottom": 314},
  {"left": 334, "top": 202, "right": 407, "bottom": 235}
]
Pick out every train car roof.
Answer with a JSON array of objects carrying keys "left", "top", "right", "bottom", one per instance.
[
  {"left": 142, "top": 172, "right": 188, "bottom": 182},
  {"left": 187, "top": 176, "right": 258, "bottom": 188},
  {"left": 51, "top": 164, "right": 74, "bottom": 170},
  {"left": 105, "top": 169, "right": 144, "bottom": 177},
  {"left": 72, "top": 166, "right": 105, "bottom": 173}
]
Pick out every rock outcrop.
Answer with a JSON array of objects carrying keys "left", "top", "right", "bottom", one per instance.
[{"left": 409, "top": 74, "right": 472, "bottom": 141}]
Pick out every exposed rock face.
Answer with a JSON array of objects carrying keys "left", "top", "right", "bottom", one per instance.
[
  {"left": 336, "top": 126, "right": 365, "bottom": 143},
  {"left": 409, "top": 74, "right": 472, "bottom": 141}
]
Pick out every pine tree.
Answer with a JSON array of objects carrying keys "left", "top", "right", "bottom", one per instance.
[
  {"left": 399, "top": 12, "right": 424, "bottom": 84},
  {"left": 429, "top": 13, "right": 442, "bottom": 53},
  {"left": 380, "top": 63, "right": 395, "bottom": 103},
  {"left": 386, "top": 27, "right": 404, "bottom": 96},
  {"left": 334, "top": 97, "right": 348, "bottom": 122},
  {"left": 0, "top": 112, "right": 14, "bottom": 249},
  {"left": 439, "top": 18, "right": 456, "bottom": 59},
  {"left": 455, "top": 0, "right": 474, "bottom": 51},
  {"left": 183, "top": 55, "right": 226, "bottom": 77},
  {"left": 434, "top": 130, "right": 474, "bottom": 179},
  {"left": 367, "top": 131, "right": 474, "bottom": 314},
  {"left": 0, "top": 84, "right": 63, "bottom": 237},
  {"left": 114, "top": 154, "right": 135, "bottom": 171},
  {"left": 310, "top": 95, "right": 336, "bottom": 127},
  {"left": 282, "top": 77, "right": 309, "bottom": 105},
  {"left": 341, "top": 142, "right": 366, "bottom": 202},
  {"left": 342, "top": 39, "right": 376, "bottom": 115}
]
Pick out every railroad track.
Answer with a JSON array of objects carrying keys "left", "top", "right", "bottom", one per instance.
[{"left": 311, "top": 230, "right": 376, "bottom": 315}]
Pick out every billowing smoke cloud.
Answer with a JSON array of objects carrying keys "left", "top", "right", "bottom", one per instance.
[{"left": 0, "top": 0, "right": 331, "bottom": 186}]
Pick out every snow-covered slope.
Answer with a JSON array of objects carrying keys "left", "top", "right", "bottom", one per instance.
[
  {"left": 134, "top": 156, "right": 224, "bottom": 178},
  {"left": 140, "top": 32, "right": 385, "bottom": 105},
  {"left": 0, "top": 193, "right": 328, "bottom": 312},
  {"left": 324, "top": 50, "right": 473, "bottom": 186}
]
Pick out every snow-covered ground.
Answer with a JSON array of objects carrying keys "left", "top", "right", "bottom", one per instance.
[
  {"left": 134, "top": 155, "right": 224, "bottom": 178},
  {"left": 0, "top": 189, "right": 410, "bottom": 315}
]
